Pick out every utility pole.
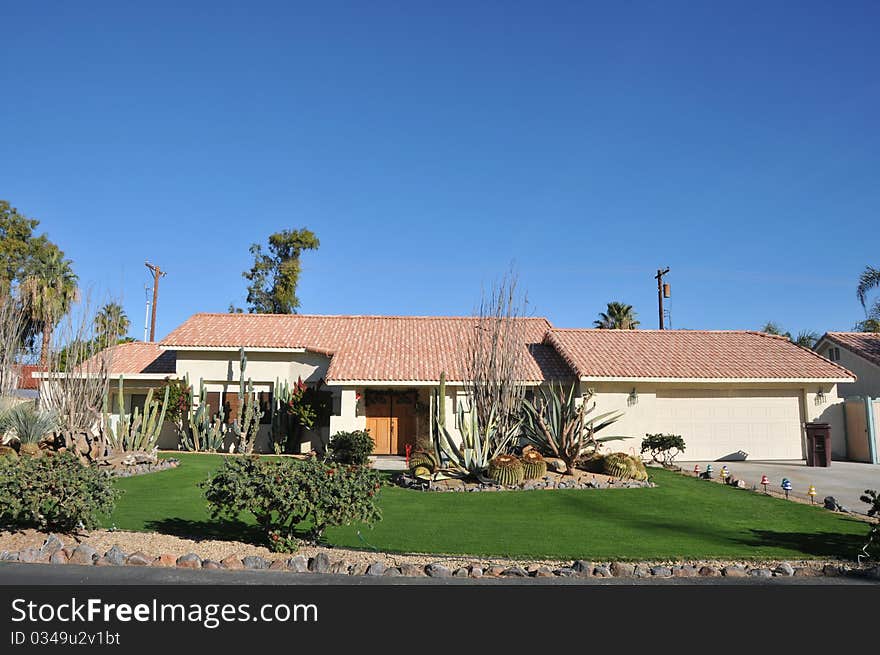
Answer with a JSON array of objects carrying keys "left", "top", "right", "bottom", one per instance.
[
  {"left": 145, "top": 262, "right": 165, "bottom": 342},
  {"left": 655, "top": 267, "right": 670, "bottom": 329},
  {"left": 143, "top": 284, "right": 152, "bottom": 342}
]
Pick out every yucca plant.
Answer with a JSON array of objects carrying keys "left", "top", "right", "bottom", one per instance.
[
  {"left": 520, "top": 383, "right": 625, "bottom": 474},
  {"left": 2, "top": 401, "right": 59, "bottom": 445},
  {"left": 436, "top": 402, "right": 516, "bottom": 478}
]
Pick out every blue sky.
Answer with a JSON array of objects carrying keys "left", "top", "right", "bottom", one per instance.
[{"left": 2, "top": 1, "right": 878, "bottom": 339}]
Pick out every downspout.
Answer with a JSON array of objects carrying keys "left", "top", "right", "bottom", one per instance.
[{"left": 866, "top": 396, "right": 878, "bottom": 465}]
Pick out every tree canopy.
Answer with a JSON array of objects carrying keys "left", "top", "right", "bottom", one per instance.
[
  {"left": 238, "top": 229, "right": 319, "bottom": 314},
  {"left": 594, "top": 302, "right": 639, "bottom": 329}
]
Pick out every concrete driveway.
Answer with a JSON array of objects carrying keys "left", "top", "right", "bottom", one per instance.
[{"left": 679, "top": 459, "right": 880, "bottom": 515}]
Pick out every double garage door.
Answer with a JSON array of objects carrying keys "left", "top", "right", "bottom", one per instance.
[{"left": 653, "top": 389, "right": 804, "bottom": 461}]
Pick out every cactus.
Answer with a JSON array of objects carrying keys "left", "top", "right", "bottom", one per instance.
[
  {"left": 182, "top": 377, "right": 227, "bottom": 452},
  {"left": 521, "top": 450, "right": 547, "bottom": 480},
  {"left": 102, "top": 375, "right": 169, "bottom": 453},
  {"left": 18, "top": 442, "right": 41, "bottom": 458},
  {"left": 409, "top": 450, "right": 438, "bottom": 472},
  {"left": 412, "top": 465, "right": 432, "bottom": 479},
  {"left": 602, "top": 453, "right": 648, "bottom": 481},
  {"left": 229, "top": 348, "right": 264, "bottom": 455},
  {"left": 488, "top": 454, "right": 525, "bottom": 486},
  {"left": 271, "top": 378, "right": 292, "bottom": 453},
  {"left": 437, "top": 371, "right": 446, "bottom": 429}
]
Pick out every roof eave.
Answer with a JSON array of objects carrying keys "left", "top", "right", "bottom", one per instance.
[{"left": 578, "top": 376, "right": 856, "bottom": 384}]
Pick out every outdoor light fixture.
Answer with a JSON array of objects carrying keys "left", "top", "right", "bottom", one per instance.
[
  {"left": 627, "top": 388, "right": 639, "bottom": 406},
  {"left": 815, "top": 389, "right": 826, "bottom": 405}
]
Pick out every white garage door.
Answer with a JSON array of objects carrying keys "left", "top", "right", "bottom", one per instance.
[{"left": 654, "top": 389, "right": 804, "bottom": 461}]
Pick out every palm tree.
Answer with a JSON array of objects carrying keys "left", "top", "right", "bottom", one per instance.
[
  {"left": 793, "top": 330, "right": 819, "bottom": 349},
  {"left": 95, "top": 302, "right": 130, "bottom": 348},
  {"left": 857, "top": 265, "right": 880, "bottom": 319},
  {"left": 594, "top": 302, "right": 640, "bottom": 329},
  {"left": 20, "top": 246, "right": 78, "bottom": 368}
]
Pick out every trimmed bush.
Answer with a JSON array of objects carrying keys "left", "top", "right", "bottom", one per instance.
[
  {"left": 640, "top": 433, "right": 686, "bottom": 466},
  {"left": 203, "top": 456, "right": 382, "bottom": 551},
  {"left": 328, "top": 430, "right": 374, "bottom": 465},
  {"left": 0, "top": 451, "right": 121, "bottom": 531}
]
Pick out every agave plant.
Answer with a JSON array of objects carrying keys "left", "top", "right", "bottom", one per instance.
[
  {"left": 2, "top": 401, "right": 59, "bottom": 444},
  {"left": 520, "top": 383, "right": 624, "bottom": 474},
  {"left": 436, "top": 402, "right": 517, "bottom": 478}
]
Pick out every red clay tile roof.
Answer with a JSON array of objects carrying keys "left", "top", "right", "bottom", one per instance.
[
  {"left": 161, "top": 314, "right": 571, "bottom": 383},
  {"left": 545, "top": 329, "right": 854, "bottom": 380},
  {"left": 79, "top": 342, "right": 177, "bottom": 376},
  {"left": 820, "top": 332, "right": 880, "bottom": 368}
]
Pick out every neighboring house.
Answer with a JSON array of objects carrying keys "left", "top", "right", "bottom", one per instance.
[
  {"left": 814, "top": 332, "right": 880, "bottom": 399},
  {"left": 77, "top": 313, "right": 855, "bottom": 461},
  {"left": 813, "top": 332, "right": 880, "bottom": 463},
  {"left": 14, "top": 365, "right": 41, "bottom": 400}
]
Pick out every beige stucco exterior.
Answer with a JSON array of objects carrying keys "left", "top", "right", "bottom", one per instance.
[
  {"left": 815, "top": 341, "right": 880, "bottom": 399},
  {"left": 97, "top": 344, "right": 852, "bottom": 460},
  {"left": 582, "top": 381, "right": 844, "bottom": 461}
]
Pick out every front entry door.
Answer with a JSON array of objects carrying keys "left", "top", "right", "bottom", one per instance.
[{"left": 364, "top": 391, "right": 417, "bottom": 455}]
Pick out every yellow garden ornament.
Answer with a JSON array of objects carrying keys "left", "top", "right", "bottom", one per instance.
[{"left": 808, "top": 485, "right": 817, "bottom": 504}]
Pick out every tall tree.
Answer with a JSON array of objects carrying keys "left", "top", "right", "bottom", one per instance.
[
  {"left": 793, "top": 330, "right": 819, "bottom": 349},
  {"left": 0, "top": 200, "right": 50, "bottom": 292},
  {"left": 95, "top": 302, "right": 130, "bottom": 348},
  {"left": 594, "top": 302, "right": 640, "bottom": 329},
  {"left": 240, "top": 229, "right": 319, "bottom": 314},
  {"left": 761, "top": 321, "right": 790, "bottom": 339},
  {"left": 20, "top": 244, "right": 78, "bottom": 367},
  {"left": 857, "top": 265, "right": 880, "bottom": 321}
]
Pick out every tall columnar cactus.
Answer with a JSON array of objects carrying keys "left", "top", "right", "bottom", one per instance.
[
  {"left": 230, "top": 348, "right": 263, "bottom": 454},
  {"left": 270, "top": 378, "right": 292, "bottom": 454},
  {"left": 182, "top": 377, "right": 226, "bottom": 452},
  {"left": 430, "top": 371, "right": 447, "bottom": 460},
  {"left": 102, "top": 375, "right": 169, "bottom": 453}
]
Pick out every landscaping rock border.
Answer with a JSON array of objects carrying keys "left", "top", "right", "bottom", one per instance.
[
  {"left": 1, "top": 534, "right": 874, "bottom": 581},
  {"left": 394, "top": 469, "right": 653, "bottom": 492},
  {"left": 107, "top": 457, "right": 180, "bottom": 478}
]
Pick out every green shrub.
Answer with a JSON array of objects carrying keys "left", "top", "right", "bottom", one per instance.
[
  {"left": 640, "top": 433, "right": 686, "bottom": 466},
  {"left": 0, "top": 452, "right": 121, "bottom": 531},
  {"left": 203, "top": 456, "right": 382, "bottom": 551},
  {"left": 328, "top": 430, "right": 374, "bottom": 465},
  {"left": 860, "top": 489, "right": 880, "bottom": 562}
]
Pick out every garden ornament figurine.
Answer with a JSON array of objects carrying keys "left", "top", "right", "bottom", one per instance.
[
  {"left": 808, "top": 484, "right": 817, "bottom": 504},
  {"left": 760, "top": 474, "right": 769, "bottom": 494},
  {"left": 781, "top": 478, "right": 792, "bottom": 499}
]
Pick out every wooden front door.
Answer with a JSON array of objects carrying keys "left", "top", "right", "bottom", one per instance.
[{"left": 364, "top": 390, "right": 417, "bottom": 455}]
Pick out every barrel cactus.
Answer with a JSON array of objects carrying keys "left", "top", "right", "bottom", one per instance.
[
  {"left": 602, "top": 452, "right": 648, "bottom": 481},
  {"left": 521, "top": 450, "right": 547, "bottom": 480},
  {"left": 488, "top": 454, "right": 525, "bottom": 487},
  {"left": 18, "top": 442, "right": 42, "bottom": 458},
  {"left": 412, "top": 465, "right": 432, "bottom": 479},
  {"left": 409, "top": 450, "right": 437, "bottom": 473}
]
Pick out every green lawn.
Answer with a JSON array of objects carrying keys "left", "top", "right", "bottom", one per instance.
[{"left": 107, "top": 453, "right": 869, "bottom": 561}]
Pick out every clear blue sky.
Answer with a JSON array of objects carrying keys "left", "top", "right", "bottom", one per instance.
[{"left": 2, "top": 1, "right": 878, "bottom": 339}]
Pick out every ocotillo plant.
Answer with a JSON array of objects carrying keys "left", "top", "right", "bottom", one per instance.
[
  {"left": 102, "top": 375, "right": 169, "bottom": 453},
  {"left": 182, "top": 377, "right": 226, "bottom": 452},
  {"left": 229, "top": 348, "right": 263, "bottom": 454}
]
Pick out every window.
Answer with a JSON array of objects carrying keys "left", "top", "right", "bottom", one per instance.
[
  {"left": 827, "top": 347, "right": 841, "bottom": 362},
  {"left": 130, "top": 394, "right": 148, "bottom": 416}
]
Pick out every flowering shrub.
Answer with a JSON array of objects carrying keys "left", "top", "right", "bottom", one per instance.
[
  {"left": 0, "top": 452, "right": 121, "bottom": 531},
  {"left": 203, "top": 456, "right": 382, "bottom": 551}
]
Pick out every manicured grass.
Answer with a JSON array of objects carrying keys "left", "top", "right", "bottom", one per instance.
[{"left": 108, "top": 453, "right": 869, "bottom": 561}]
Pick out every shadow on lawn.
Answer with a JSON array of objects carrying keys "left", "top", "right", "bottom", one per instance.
[{"left": 738, "top": 528, "right": 866, "bottom": 560}]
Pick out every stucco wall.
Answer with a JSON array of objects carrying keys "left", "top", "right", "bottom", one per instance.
[
  {"left": 582, "top": 381, "right": 844, "bottom": 462},
  {"left": 815, "top": 342, "right": 880, "bottom": 399}
]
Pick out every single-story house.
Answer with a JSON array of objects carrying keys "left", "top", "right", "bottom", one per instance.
[
  {"left": 813, "top": 332, "right": 880, "bottom": 463},
  {"left": 84, "top": 313, "right": 855, "bottom": 462}
]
